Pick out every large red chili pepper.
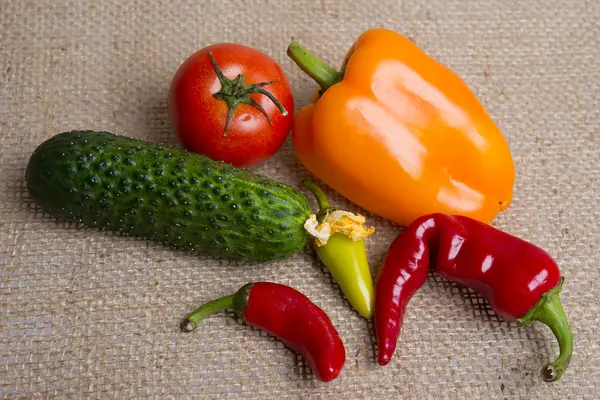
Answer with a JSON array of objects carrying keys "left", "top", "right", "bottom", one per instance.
[
  {"left": 375, "top": 213, "right": 572, "bottom": 382},
  {"left": 181, "top": 282, "right": 346, "bottom": 382}
]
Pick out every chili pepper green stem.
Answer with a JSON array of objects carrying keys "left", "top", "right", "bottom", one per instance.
[
  {"left": 302, "top": 179, "right": 333, "bottom": 220},
  {"left": 517, "top": 277, "right": 572, "bottom": 382},
  {"left": 181, "top": 284, "right": 253, "bottom": 332},
  {"left": 181, "top": 294, "right": 234, "bottom": 332},
  {"left": 287, "top": 43, "right": 343, "bottom": 92}
]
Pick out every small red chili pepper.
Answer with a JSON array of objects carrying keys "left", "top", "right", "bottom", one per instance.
[
  {"left": 181, "top": 282, "right": 346, "bottom": 382},
  {"left": 375, "top": 213, "right": 573, "bottom": 382}
]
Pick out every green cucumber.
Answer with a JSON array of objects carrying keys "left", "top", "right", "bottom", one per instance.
[{"left": 26, "top": 130, "right": 312, "bottom": 262}]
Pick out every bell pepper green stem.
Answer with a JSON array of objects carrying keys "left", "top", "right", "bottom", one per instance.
[
  {"left": 517, "top": 277, "right": 572, "bottom": 382},
  {"left": 181, "top": 294, "right": 234, "bottom": 333},
  {"left": 287, "top": 43, "right": 343, "bottom": 92}
]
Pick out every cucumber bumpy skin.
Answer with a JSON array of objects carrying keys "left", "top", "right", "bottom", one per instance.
[{"left": 26, "top": 131, "right": 312, "bottom": 262}]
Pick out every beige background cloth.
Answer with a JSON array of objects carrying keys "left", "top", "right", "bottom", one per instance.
[{"left": 1, "top": 0, "right": 599, "bottom": 398}]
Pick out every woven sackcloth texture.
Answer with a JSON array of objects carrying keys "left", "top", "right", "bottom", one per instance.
[{"left": 1, "top": 0, "right": 598, "bottom": 398}]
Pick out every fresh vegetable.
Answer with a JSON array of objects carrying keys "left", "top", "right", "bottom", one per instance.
[
  {"left": 169, "top": 43, "right": 294, "bottom": 168},
  {"left": 302, "top": 180, "right": 375, "bottom": 319},
  {"left": 25, "top": 130, "right": 311, "bottom": 262},
  {"left": 374, "top": 213, "right": 572, "bottom": 382},
  {"left": 181, "top": 282, "right": 346, "bottom": 382},
  {"left": 287, "top": 28, "right": 515, "bottom": 226}
]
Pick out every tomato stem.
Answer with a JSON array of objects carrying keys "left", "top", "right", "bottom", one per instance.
[{"left": 209, "top": 52, "right": 289, "bottom": 136}]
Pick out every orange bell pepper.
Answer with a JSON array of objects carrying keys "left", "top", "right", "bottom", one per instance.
[{"left": 287, "top": 28, "right": 515, "bottom": 226}]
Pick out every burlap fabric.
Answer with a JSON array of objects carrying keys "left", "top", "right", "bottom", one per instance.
[{"left": 1, "top": 0, "right": 598, "bottom": 398}]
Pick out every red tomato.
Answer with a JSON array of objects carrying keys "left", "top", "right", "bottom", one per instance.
[{"left": 168, "top": 43, "right": 294, "bottom": 168}]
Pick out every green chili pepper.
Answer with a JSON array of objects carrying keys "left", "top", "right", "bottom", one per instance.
[{"left": 303, "top": 180, "right": 375, "bottom": 319}]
